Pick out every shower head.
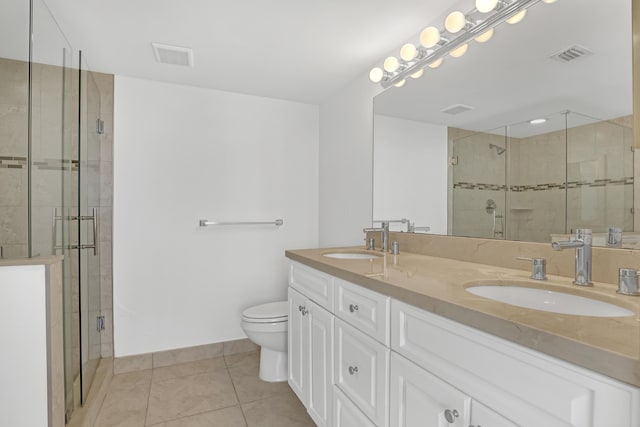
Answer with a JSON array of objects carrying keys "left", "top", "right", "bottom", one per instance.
[{"left": 489, "top": 143, "right": 506, "bottom": 155}]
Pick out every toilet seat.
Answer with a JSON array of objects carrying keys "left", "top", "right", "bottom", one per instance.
[{"left": 242, "top": 301, "right": 288, "bottom": 323}]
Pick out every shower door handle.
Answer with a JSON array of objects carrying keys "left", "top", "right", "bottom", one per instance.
[{"left": 89, "top": 208, "right": 99, "bottom": 256}]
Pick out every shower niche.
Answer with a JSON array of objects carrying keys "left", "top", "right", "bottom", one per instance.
[{"left": 450, "top": 111, "right": 634, "bottom": 243}]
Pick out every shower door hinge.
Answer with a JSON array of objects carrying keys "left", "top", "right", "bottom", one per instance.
[
  {"left": 449, "top": 155, "right": 458, "bottom": 166},
  {"left": 97, "top": 315, "right": 105, "bottom": 332},
  {"left": 96, "top": 118, "right": 105, "bottom": 135}
]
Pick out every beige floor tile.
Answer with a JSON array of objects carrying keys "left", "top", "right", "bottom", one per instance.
[
  {"left": 148, "top": 405, "right": 247, "bottom": 427},
  {"left": 241, "top": 389, "right": 315, "bottom": 427},
  {"left": 145, "top": 370, "right": 238, "bottom": 425},
  {"left": 110, "top": 369, "right": 153, "bottom": 391},
  {"left": 225, "top": 351, "right": 290, "bottom": 403},
  {"left": 95, "top": 381, "right": 150, "bottom": 427},
  {"left": 152, "top": 357, "right": 227, "bottom": 382}
]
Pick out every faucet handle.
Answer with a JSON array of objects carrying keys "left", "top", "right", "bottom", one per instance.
[
  {"left": 618, "top": 268, "right": 640, "bottom": 296},
  {"left": 516, "top": 257, "right": 547, "bottom": 281}
]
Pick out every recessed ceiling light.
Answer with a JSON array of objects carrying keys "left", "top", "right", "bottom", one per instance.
[{"left": 529, "top": 118, "right": 547, "bottom": 124}]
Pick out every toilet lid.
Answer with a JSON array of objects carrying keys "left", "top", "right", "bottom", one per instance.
[{"left": 242, "top": 301, "right": 288, "bottom": 322}]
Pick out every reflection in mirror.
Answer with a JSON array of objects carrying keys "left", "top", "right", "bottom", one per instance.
[{"left": 373, "top": 0, "right": 634, "bottom": 247}]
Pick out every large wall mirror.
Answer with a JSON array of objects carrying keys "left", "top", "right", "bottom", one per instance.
[{"left": 373, "top": 0, "right": 635, "bottom": 248}]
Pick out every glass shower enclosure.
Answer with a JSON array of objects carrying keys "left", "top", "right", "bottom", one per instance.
[
  {"left": 451, "top": 111, "right": 633, "bottom": 243},
  {"left": 1, "top": 0, "right": 103, "bottom": 419}
]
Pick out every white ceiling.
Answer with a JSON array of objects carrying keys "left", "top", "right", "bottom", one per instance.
[{"left": 38, "top": 0, "right": 468, "bottom": 104}]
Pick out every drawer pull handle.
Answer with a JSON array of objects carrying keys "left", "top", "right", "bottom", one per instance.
[
  {"left": 443, "top": 409, "right": 459, "bottom": 423},
  {"left": 348, "top": 366, "right": 358, "bottom": 375},
  {"left": 349, "top": 304, "right": 359, "bottom": 313}
]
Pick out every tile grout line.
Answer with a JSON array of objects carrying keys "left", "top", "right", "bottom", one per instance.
[
  {"left": 224, "top": 354, "right": 250, "bottom": 427},
  {"left": 143, "top": 359, "right": 154, "bottom": 427}
]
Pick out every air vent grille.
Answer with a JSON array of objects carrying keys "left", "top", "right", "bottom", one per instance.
[
  {"left": 441, "top": 104, "right": 474, "bottom": 115},
  {"left": 550, "top": 45, "right": 593, "bottom": 63},
  {"left": 151, "top": 43, "right": 194, "bottom": 67}
]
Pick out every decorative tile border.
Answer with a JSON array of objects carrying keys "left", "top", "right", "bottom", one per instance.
[
  {"left": 0, "top": 156, "right": 27, "bottom": 169},
  {"left": 453, "top": 177, "right": 634, "bottom": 192},
  {"left": 0, "top": 155, "right": 80, "bottom": 171}
]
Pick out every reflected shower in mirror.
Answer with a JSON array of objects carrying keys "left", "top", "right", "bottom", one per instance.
[{"left": 373, "top": 0, "right": 634, "bottom": 248}]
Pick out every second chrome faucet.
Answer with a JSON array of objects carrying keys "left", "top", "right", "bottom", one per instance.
[{"left": 552, "top": 228, "right": 593, "bottom": 286}]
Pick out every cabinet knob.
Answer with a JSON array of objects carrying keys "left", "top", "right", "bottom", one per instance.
[
  {"left": 298, "top": 305, "right": 306, "bottom": 313},
  {"left": 348, "top": 366, "right": 358, "bottom": 375},
  {"left": 301, "top": 308, "right": 308, "bottom": 316},
  {"left": 443, "top": 409, "right": 459, "bottom": 423},
  {"left": 349, "top": 304, "right": 359, "bottom": 313}
]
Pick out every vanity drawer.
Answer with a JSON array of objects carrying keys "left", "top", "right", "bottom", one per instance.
[
  {"left": 335, "top": 318, "right": 389, "bottom": 427},
  {"left": 333, "top": 386, "right": 376, "bottom": 427},
  {"left": 335, "top": 278, "right": 390, "bottom": 345},
  {"left": 289, "top": 261, "right": 334, "bottom": 311}
]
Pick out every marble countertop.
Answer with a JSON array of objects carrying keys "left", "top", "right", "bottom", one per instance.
[{"left": 286, "top": 247, "right": 640, "bottom": 387}]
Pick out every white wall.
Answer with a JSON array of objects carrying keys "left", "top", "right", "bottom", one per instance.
[
  {"left": 0, "top": 265, "right": 48, "bottom": 426},
  {"left": 318, "top": 74, "right": 381, "bottom": 246},
  {"left": 373, "top": 115, "right": 448, "bottom": 234},
  {"left": 113, "top": 76, "right": 319, "bottom": 356}
]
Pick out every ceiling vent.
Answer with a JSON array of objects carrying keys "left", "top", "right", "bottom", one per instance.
[
  {"left": 441, "top": 104, "right": 474, "bottom": 115},
  {"left": 550, "top": 45, "right": 593, "bottom": 63},
  {"left": 151, "top": 43, "right": 194, "bottom": 67}
]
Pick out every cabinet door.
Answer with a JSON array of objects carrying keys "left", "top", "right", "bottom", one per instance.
[
  {"left": 333, "top": 386, "right": 377, "bottom": 427},
  {"left": 307, "top": 300, "right": 334, "bottom": 427},
  {"left": 469, "top": 400, "right": 518, "bottom": 427},
  {"left": 288, "top": 287, "right": 308, "bottom": 404},
  {"left": 390, "top": 353, "right": 467, "bottom": 427},
  {"left": 335, "top": 319, "right": 389, "bottom": 427}
]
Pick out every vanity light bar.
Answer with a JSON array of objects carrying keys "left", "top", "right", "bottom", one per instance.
[{"left": 371, "top": 0, "right": 548, "bottom": 89}]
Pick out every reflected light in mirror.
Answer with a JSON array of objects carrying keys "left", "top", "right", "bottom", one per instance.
[
  {"left": 475, "top": 28, "right": 495, "bottom": 43},
  {"left": 445, "top": 11, "right": 467, "bottom": 33},
  {"left": 428, "top": 57, "right": 444, "bottom": 68},
  {"left": 450, "top": 44, "right": 469, "bottom": 58},
  {"left": 506, "top": 9, "right": 527, "bottom": 24},
  {"left": 411, "top": 69, "right": 425, "bottom": 79},
  {"left": 543, "top": 0, "right": 558, "bottom": 3},
  {"left": 476, "top": 0, "right": 499, "bottom": 13},
  {"left": 400, "top": 43, "right": 418, "bottom": 61},
  {"left": 394, "top": 79, "right": 406, "bottom": 88},
  {"left": 420, "top": 26, "right": 441, "bottom": 48},
  {"left": 384, "top": 56, "right": 400, "bottom": 72}
]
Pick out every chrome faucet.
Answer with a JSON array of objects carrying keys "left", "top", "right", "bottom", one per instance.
[
  {"left": 551, "top": 228, "right": 593, "bottom": 286},
  {"left": 363, "top": 221, "right": 390, "bottom": 252}
]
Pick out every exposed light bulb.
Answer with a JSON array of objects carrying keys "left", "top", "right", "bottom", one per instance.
[
  {"left": 428, "top": 58, "right": 443, "bottom": 68},
  {"left": 369, "top": 67, "right": 384, "bottom": 83},
  {"left": 450, "top": 44, "right": 468, "bottom": 58},
  {"left": 411, "top": 69, "right": 424, "bottom": 79},
  {"left": 445, "top": 11, "right": 466, "bottom": 33},
  {"left": 383, "top": 56, "right": 400, "bottom": 72},
  {"left": 475, "top": 28, "right": 494, "bottom": 43},
  {"left": 529, "top": 118, "right": 547, "bottom": 124},
  {"left": 506, "top": 9, "right": 527, "bottom": 24},
  {"left": 542, "top": 0, "right": 557, "bottom": 3},
  {"left": 420, "top": 26, "right": 440, "bottom": 48},
  {"left": 394, "top": 79, "right": 406, "bottom": 88},
  {"left": 400, "top": 43, "right": 418, "bottom": 61},
  {"left": 475, "top": 0, "right": 499, "bottom": 13}
]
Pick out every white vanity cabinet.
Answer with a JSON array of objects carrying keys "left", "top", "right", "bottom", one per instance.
[
  {"left": 288, "top": 260, "right": 640, "bottom": 427},
  {"left": 288, "top": 262, "right": 335, "bottom": 427}
]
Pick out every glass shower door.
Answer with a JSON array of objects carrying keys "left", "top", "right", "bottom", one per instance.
[
  {"left": 78, "top": 52, "right": 102, "bottom": 403},
  {"left": 451, "top": 126, "right": 508, "bottom": 239}
]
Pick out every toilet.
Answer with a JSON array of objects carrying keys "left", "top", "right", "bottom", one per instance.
[{"left": 240, "top": 300, "right": 288, "bottom": 382}]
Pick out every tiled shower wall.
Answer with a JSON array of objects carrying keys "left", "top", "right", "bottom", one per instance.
[
  {"left": 450, "top": 117, "right": 634, "bottom": 243},
  {"left": 0, "top": 57, "right": 114, "bottom": 371}
]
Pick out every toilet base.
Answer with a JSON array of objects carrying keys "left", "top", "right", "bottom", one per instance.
[{"left": 259, "top": 347, "right": 288, "bottom": 382}]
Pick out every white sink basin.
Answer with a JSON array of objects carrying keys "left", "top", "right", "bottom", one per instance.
[
  {"left": 322, "top": 252, "right": 381, "bottom": 260},
  {"left": 466, "top": 285, "right": 634, "bottom": 317}
]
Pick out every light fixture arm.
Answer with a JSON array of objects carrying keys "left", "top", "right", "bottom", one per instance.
[{"left": 381, "top": 0, "right": 543, "bottom": 88}]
